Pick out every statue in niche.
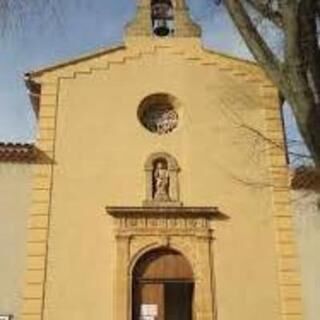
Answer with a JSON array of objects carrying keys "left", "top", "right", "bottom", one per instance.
[{"left": 153, "top": 159, "right": 170, "bottom": 201}]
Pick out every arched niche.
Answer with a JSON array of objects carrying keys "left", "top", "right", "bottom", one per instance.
[
  {"left": 144, "top": 152, "right": 182, "bottom": 206},
  {"left": 132, "top": 247, "right": 194, "bottom": 320}
]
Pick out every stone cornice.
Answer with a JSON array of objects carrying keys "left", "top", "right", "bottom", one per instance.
[{"left": 106, "top": 206, "right": 221, "bottom": 217}]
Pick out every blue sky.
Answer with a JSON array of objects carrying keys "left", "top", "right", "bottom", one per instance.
[{"left": 0, "top": 0, "right": 308, "bottom": 164}]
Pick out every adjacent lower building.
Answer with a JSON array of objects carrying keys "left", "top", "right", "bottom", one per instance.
[
  {"left": 0, "top": 144, "right": 35, "bottom": 319},
  {"left": 292, "top": 168, "right": 320, "bottom": 320}
]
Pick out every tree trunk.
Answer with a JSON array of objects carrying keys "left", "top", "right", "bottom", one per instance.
[{"left": 223, "top": 0, "right": 320, "bottom": 166}]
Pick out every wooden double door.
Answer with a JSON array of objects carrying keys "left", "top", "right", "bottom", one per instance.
[{"left": 132, "top": 248, "right": 194, "bottom": 320}]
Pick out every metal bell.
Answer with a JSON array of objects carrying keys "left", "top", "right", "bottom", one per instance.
[{"left": 153, "top": 19, "right": 170, "bottom": 37}]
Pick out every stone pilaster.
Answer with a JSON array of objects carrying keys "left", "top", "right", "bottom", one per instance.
[
  {"left": 115, "top": 235, "right": 131, "bottom": 320},
  {"left": 263, "top": 84, "right": 305, "bottom": 320},
  {"left": 195, "top": 234, "right": 215, "bottom": 320},
  {"left": 20, "top": 82, "right": 58, "bottom": 320}
]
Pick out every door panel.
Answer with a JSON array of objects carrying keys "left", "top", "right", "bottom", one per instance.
[
  {"left": 165, "top": 282, "right": 193, "bottom": 320},
  {"left": 133, "top": 282, "right": 164, "bottom": 320}
]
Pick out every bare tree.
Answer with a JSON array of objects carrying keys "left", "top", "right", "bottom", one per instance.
[{"left": 218, "top": 0, "right": 320, "bottom": 166}]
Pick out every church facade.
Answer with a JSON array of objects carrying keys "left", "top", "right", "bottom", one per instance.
[{"left": 0, "top": 1, "right": 308, "bottom": 320}]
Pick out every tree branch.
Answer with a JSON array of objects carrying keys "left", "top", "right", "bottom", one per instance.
[
  {"left": 219, "top": 0, "right": 320, "bottom": 166},
  {"left": 277, "top": 0, "right": 320, "bottom": 165},
  {"left": 245, "top": 0, "right": 283, "bottom": 28},
  {"left": 223, "top": 0, "right": 285, "bottom": 88}
]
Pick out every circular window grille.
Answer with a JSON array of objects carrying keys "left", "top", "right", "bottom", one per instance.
[{"left": 138, "top": 94, "right": 179, "bottom": 135}]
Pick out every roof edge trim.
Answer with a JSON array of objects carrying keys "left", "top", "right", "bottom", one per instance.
[
  {"left": 26, "top": 43, "right": 126, "bottom": 78},
  {"left": 202, "top": 46, "right": 259, "bottom": 67}
]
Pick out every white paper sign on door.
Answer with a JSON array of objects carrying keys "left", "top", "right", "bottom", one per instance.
[
  {"left": 141, "top": 304, "right": 158, "bottom": 316},
  {"left": 140, "top": 316, "right": 154, "bottom": 320}
]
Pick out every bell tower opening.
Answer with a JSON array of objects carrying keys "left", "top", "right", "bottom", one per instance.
[
  {"left": 151, "top": 0, "right": 174, "bottom": 37},
  {"left": 126, "top": 0, "right": 200, "bottom": 38}
]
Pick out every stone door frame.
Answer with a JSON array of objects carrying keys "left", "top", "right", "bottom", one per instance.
[{"left": 106, "top": 206, "right": 220, "bottom": 320}]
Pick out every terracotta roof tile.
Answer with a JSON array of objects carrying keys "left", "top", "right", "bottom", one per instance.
[
  {"left": 291, "top": 166, "right": 320, "bottom": 191},
  {"left": 0, "top": 143, "right": 37, "bottom": 163}
]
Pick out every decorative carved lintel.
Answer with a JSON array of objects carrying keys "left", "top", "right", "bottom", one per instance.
[{"left": 106, "top": 206, "right": 223, "bottom": 238}]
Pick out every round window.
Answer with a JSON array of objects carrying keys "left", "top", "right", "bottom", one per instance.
[{"left": 138, "top": 94, "right": 179, "bottom": 135}]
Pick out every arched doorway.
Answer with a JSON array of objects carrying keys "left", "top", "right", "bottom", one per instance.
[{"left": 132, "top": 248, "right": 194, "bottom": 320}]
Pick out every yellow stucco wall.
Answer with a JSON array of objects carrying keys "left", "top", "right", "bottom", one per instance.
[
  {"left": 293, "top": 190, "right": 320, "bottom": 320},
  {"left": 21, "top": 38, "right": 303, "bottom": 320},
  {"left": 0, "top": 163, "right": 32, "bottom": 319}
]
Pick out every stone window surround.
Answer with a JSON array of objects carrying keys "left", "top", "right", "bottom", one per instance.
[{"left": 137, "top": 93, "right": 179, "bottom": 135}]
